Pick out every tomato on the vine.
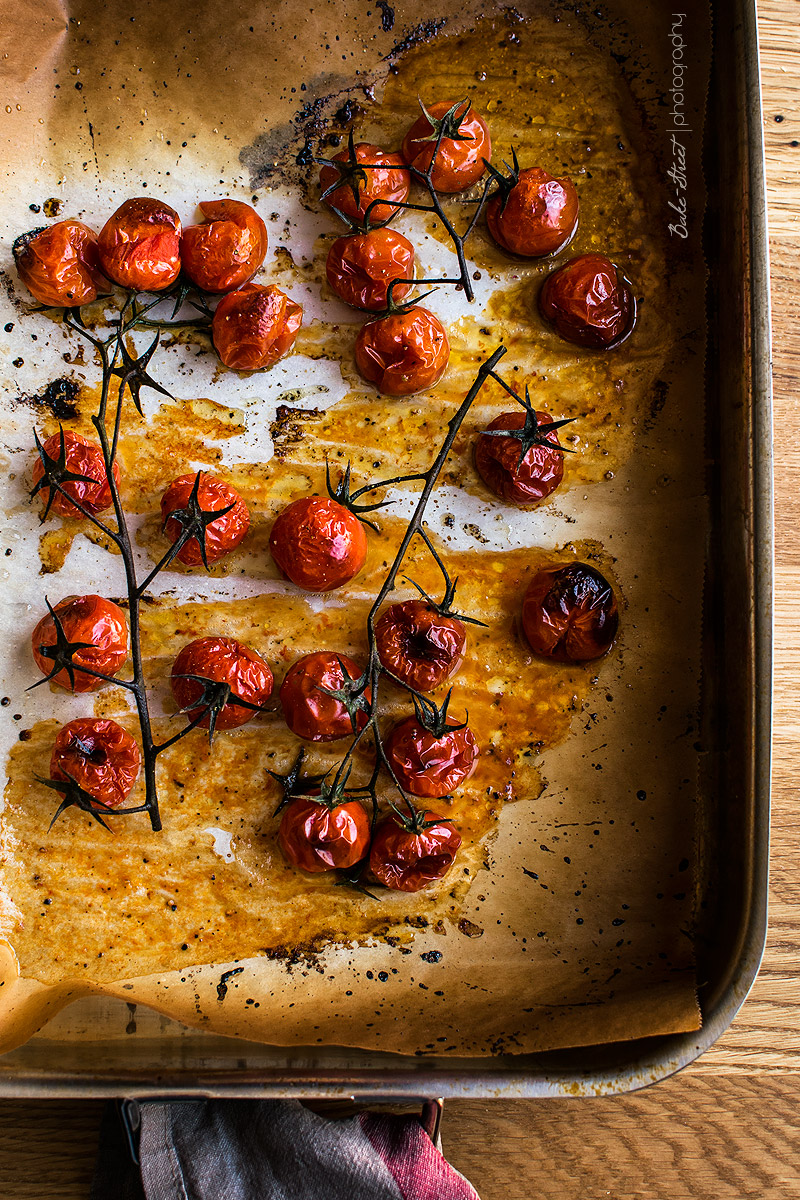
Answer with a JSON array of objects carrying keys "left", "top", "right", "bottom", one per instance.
[
  {"left": 278, "top": 794, "right": 370, "bottom": 873},
  {"left": 368, "top": 810, "right": 462, "bottom": 892},
  {"left": 50, "top": 717, "right": 141, "bottom": 808},
  {"left": 401, "top": 99, "right": 491, "bottom": 193},
  {"left": 181, "top": 199, "right": 268, "bottom": 293},
  {"left": 486, "top": 167, "right": 579, "bottom": 257},
  {"left": 280, "top": 651, "right": 371, "bottom": 742},
  {"left": 32, "top": 429, "right": 119, "bottom": 519},
  {"left": 384, "top": 711, "right": 478, "bottom": 798},
  {"left": 160, "top": 472, "right": 250, "bottom": 566},
  {"left": 326, "top": 227, "right": 414, "bottom": 312},
  {"left": 375, "top": 600, "right": 465, "bottom": 692},
  {"left": 96, "top": 197, "right": 182, "bottom": 292},
  {"left": 538, "top": 254, "right": 636, "bottom": 348},
  {"left": 354, "top": 305, "right": 450, "bottom": 396},
  {"left": 474, "top": 410, "right": 564, "bottom": 506},
  {"left": 212, "top": 283, "right": 303, "bottom": 370},
  {"left": 31, "top": 595, "right": 128, "bottom": 692},
  {"left": 13, "top": 221, "right": 109, "bottom": 308},
  {"left": 319, "top": 142, "right": 410, "bottom": 225},
  {"left": 171, "top": 636, "right": 274, "bottom": 730},
  {"left": 269, "top": 496, "right": 367, "bottom": 592},
  {"left": 521, "top": 562, "right": 619, "bottom": 662}
]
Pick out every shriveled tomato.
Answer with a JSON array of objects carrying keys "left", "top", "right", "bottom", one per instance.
[
  {"left": 279, "top": 793, "right": 370, "bottom": 873},
  {"left": 538, "top": 254, "right": 636, "bottom": 348},
  {"left": 384, "top": 710, "right": 478, "bottom": 798},
  {"left": 280, "top": 651, "right": 371, "bottom": 742},
  {"left": 319, "top": 141, "right": 410, "bottom": 225},
  {"left": 96, "top": 197, "right": 181, "bottom": 292},
  {"left": 13, "top": 221, "right": 108, "bottom": 308},
  {"left": 31, "top": 595, "right": 128, "bottom": 693},
  {"left": 354, "top": 306, "right": 449, "bottom": 396},
  {"left": 486, "top": 166, "right": 579, "bottom": 257},
  {"left": 171, "top": 636, "right": 274, "bottom": 731},
  {"left": 401, "top": 99, "right": 491, "bottom": 193},
  {"left": 376, "top": 600, "right": 465, "bottom": 692},
  {"left": 522, "top": 562, "right": 619, "bottom": 662},
  {"left": 212, "top": 283, "right": 303, "bottom": 370},
  {"left": 181, "top": 199, "right": 268, "bottom": 293},
  {"left": 269, "top": 496, "right": 367, "bottom": 592},
  {"left": 32, "top": 429, "right": 119, "bottom": 519},
  {"left": 160, "top": 472, "right": 250, "bottom": 567},
  {"left": 326, "top": 227, "right": 414, "bottom": 312},
  {"left": 369, "top": 810, "right": 462, "bottom": 892},
  {"left": 50, "top": 717, "right": 141, "bottom": 808},
  {"left": 474, "top": 410, "right": 564, "bottom": 506}
]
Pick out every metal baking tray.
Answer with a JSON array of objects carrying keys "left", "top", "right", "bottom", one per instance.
[{"left": 0, "top": 0, "right": 771, "bottom": 1097}]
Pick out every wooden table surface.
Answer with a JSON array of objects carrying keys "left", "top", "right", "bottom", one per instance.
[{"left": 1, "top": 2, "right": 798, "bottom": 1195}]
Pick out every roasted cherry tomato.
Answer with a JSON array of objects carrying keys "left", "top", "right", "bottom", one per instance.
[
  {"left": 212, "top": 283, "right": 303, "bottom": 371},
  {"left": 180, "top": 199, "right": 268, "bottom": 293},
  {"left": 171, "top": 636, "right": 274, "bottom": 731},
  {"left": 278, "top": 794, "right": 370, "bottom": 873},
  {"left": 522, "top": 562, "right": 619, "bottom": 662},
  {"left": 538, "top": 254, "right": 636, "bottom": 348},
  {"left": 280, "top": 651, "right": 371, "bottom": 742},
  {"left": 326, "top": 227, "right": 414, "bottom": 312},
  {"left": 368, "top": 811, "right": 462, "bottom": 892},
  {"left": 160, "top": 472, "right": 250, "bottom": 567},
  {"left": 354, "top": 306, "right": 449, "bottom": 396},
  {"left": 474, "top": 410, "right": 564, "bottom": 506},
  {"left": 375, "top": 600, "right": 465, "bottom": 692},
  {"left": 384, "top": 712, "right": 478, "bottom": 798},
  {"left": 13, "top": 221, "right": 108, "bottom": 308},
  {"left": 50, "top": 717, "right": 141, "bottom": 808},
  {"left": 269, "top": 496, "right": 367, "bottom": 592},
  {"left": 32, "top": 429, "right": 119, "bottom": 519},
  {"left": 486, "top": 166, "right": 579, "bottom": 257},
  {"left": 96, "top": 197, "right": 181, "bottom": 292},
  {"left": 401, "top": 100, "right": 491, "bottom": 193},
  {"left": 31, "top": 595, "right": 128, "bottom": 693},
  {"left": 319, "top": 142, "right": 410, "bottom": 225}
]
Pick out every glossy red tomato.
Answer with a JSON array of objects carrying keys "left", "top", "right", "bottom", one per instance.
[
  {"left": 32, "top": 429, "right": 119, "bottom": 519},
  {"left": 269, "top": 496, "right": 367, "bottom": 592},
  {"left": 31, "top": 595, "right": 128, "bottom": 693},
  {"left": 50, "top": 717, "right": 141, "bottom": 808},
  {"left": 280, "top": 651, "right": 371, "bottom": 742},
  {"left": 401, "top": 100, "right": 491, "bottom": 193},
  {"left": 96, "top": 197, "right": 181, "bottom": 292},
  {"left": 538, "top": 254, "right": 636, "bottom": 348},
  {"left": 319, "top": 142, "right": 410, "bottom": 225},
  {"left": 522, "top": 562, "right": 619, "bottom": 662},
  {"left": 278, "top": 794, "right": 370, "bottom": 873},
  {"left": 384, "top": 713, "right": 478, "bottom": 798},
  {"left": 13, "top": 221, "right": 109, "bottom": 308},
  {"left": 326, "top": 227, "right": 414, "bottom": 312},
  {"left": 474, "top": 410, "right": 564, "bottom": 506},
  {"left": 171, "top": 636, "right": 274, "bottom": 730},
  {"left": 160, "top": 472, "right": 250, "bottom": 566},
  {"left": 375, "top": 600, "right": 465, "bottom": 692},
  {"left": 181, "top": 199, "right": 268, "bottom": 293},
  {"left": 368, "top": 811, "right": 462, "bottom": 892},
  {"left": 354, "top": 306, "right": 449, "bottom": 396},
  {"left": 212, "top": 283, "right": 303, "bottom": 370},
  {"left": 486, "top": 167, "right": 579, "bottom": 258}
]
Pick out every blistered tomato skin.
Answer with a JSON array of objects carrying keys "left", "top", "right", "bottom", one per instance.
[
  {"left": 31, "top": 595, "right": 128, "bottom": 693},
  {"left": 522, "top": 562, "right": 619, "bottom": 662},
  {"left": 180, "top": 199, "right": 268, "bottom": 293},
  {"left": 401, "top": 100, "right": 491, "bottom": 193},
  {"left": 486, "top": 167, "right": 579, "bottom": 257},
  {"left": 269, "top": 497, "right": 367, "bottom": 592},
  {"left": 280, "top": 651, "right": 371, "bottom": 742},
  {"left": 354, "top": 307, "right": 450, "bottom": 396},
  {"left": 538, "top": 254, "right": 636, "bottom": 348},
  {"left": 32, "top": 430, "right": 119, "bottom": 519},
  {"left": 385, "top": 715, "right": 479, "bottom": 798},
  {"left": 368, "top": 812, "right": 462, "bottom": 892},
  {"left": 475, "top": 411, "right": 564, "bottom": 506},
  {"left": 326, "top": 228, "right": 414, "bottom": 312},
  {"left": 160, "top": 472, "right": 250, "bottom": 566},
  {"left": 375, "top": 600, "right": 466, "bottom": 692},
  {"left": 212, "top": 283, "right": 303, "bottom": 371},
  {"left": 171, "top": 637, "right": 274, "bottom": 731},
  {"left": 319, "top": 143, "right": 410, "bottom": 225},
  {"left": 13, "top": 221, "right": 108, "bottom": 308},
  {"left": 278, "top": 796, "right": 370, "bottom": 873},
  {"left": 96, "top": 198, "right": 182, "bottom": 292},
  {"left": 50, "top": 717, "right": 141, "bottom": 808}
]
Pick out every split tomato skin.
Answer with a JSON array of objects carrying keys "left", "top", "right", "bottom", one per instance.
[
  {"left": 486, "top": 168, "right": 579, "bottom": 257},
  {"left": 474, "top": 410, "right": 564, "bottom": 506},
  {"left": 32, "top": 595, "right": 128, "bottom": 693},
  {"left": 13, "top": 221, "right": 108, "bottom": 308},
  {"left": 319, "top": 142, "right": 410, "bottom": 225},
  {"left": 326, "top": 227, "right": 414, "bottom": 312},
  {"left": 50, "top": 717, "right": 141, "bottom": 808},
  {"left": 522, "top": 562, "right": 619, "bottom": 662},
  {"left": 280, "top": 651, "right": 371, "bottom": 742},
  {"left": 401, "top": 100, "right": 491, "bottom": 193},
  {"left": 354, "top": 306, "right": 450, "bottom": 396},
  {"left": 181, "top": 199, "right": 268, "bottom": 293},
  {"left": 97, "top": 197, "right": 182, "bottom": 292},
  {"left": 278, "top": 796, "right": 370, "bottom": 873},
  {"left": 375, "top": 600, "right": 466, "bottom": 692},
  {"left": 368, "top": 812, "right": 462, "bottom": 892},
  {"left": 384, "top": 715, "right": 479, "bottom": 798},
  {"left": 269, "top": 496, "right": 367, "bottom": 592},
  {"left": 32, "top": 429, "right": 119, "bottom": 519},
  {"left": 212, "top": 283, "right": 303, "bottom": 370},
  {"left": 171, "top": 636, "right": 274, "bottom": 731},
  {"left": 538, "top": 254, "right": 636, "bottom": 348},
  {"left": 160, "top": 472, "right": 251, "bottom": 566}
]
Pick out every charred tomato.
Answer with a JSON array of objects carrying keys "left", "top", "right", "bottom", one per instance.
[
  {"left": 486, "top": 165, "right": 579, "bottom": 257},
  {"left": 32, "top": 429, "right": 119, "bottom": 519},
  {"left": 212, "top": 282, "right": 303, "bottom": 371},
  {"left": 401, "top": 99, "right": 491, "bottom": 193},
  {"left": 32, "top": 594, "right": 128, "bottom": 692},
  {"left": 326, "top": 227, "right": 414, "bottom": 312},
  {"left": 160, "top": 472, "right": 250, "bottom": 567},
  {"left": 474, "top": 410, "right": 565, "bottom": 506},
  {"left": 269, "top": 496, "right": 367, "bottom": 592},
  {"left": 354, "top": 306, "right": 449, "bottom": 396},
  {"left": 50, "top": 717, "right": 141, "bottom": 808},
  {"left": 181, "top": 199, "right": 268, "bottom": 293},
  {"left": 278, "top": 793, "right": 370, "bottom": 873},
  {"left": 319, "top": 141, "right": 410, "bottom": 225},
  {"left": 375, "top": 600, "right": 465, "bottom": 692},
  {"left": 13, "top": 221, "right": 108, "bottom": 308},
  {"left": 280, "top": 651, "right": 371, "bottom": 742},
  {"left": 96, "top": 197, "right": 182, "bottom": 292},
  {"left": 384, "top": 706, "right": 479, "bottom": 799},
  {"left": 521, "top": 562, "right": 619, "bottom": 662},
  {"left": 368, "top": 810, "right": 462, "bottom": 892},
  {"left": 171, "top": 636, "right": 274, "bottom": 731},
  {"left": 538, "top": 254, "right": 636, "bottom": 349}
]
